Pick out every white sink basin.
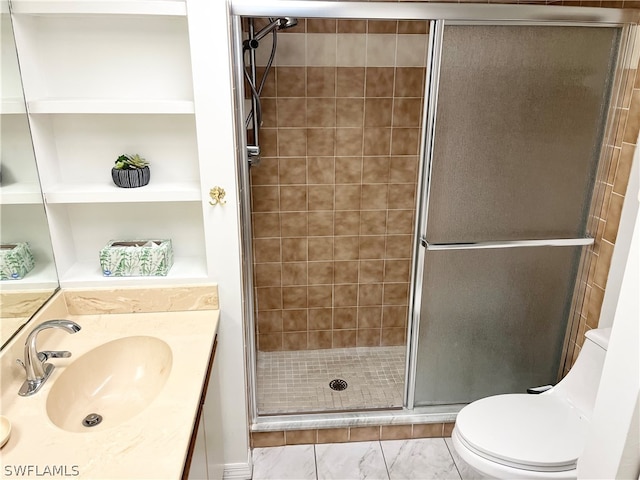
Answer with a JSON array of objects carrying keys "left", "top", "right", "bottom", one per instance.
[{"left": 46, "top": 336, "right": 172, "bottom": 433}]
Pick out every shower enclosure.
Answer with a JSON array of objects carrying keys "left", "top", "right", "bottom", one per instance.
[{"left": 230, "top": 1, "right": 637, "bottom": 427}]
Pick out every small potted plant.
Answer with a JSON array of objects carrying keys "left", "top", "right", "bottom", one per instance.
[{"left": 111, "top": 153, "right": 150, "bottom": 188}]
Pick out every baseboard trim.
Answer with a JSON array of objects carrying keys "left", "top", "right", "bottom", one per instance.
[{"left": 223, "top": 462, "right": 252, "bottom": 480}]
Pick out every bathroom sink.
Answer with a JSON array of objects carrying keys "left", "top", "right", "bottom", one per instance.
[{"left": 46, "top": 336, "right": 172, "bottom": 433}]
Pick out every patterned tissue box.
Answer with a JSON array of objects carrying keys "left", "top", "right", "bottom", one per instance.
[
  {"left": 0, "top": 242, "right": 35, "bottom": 280},
  {"left": 99, "top": 239, "right": 173, "bottom": 277}
]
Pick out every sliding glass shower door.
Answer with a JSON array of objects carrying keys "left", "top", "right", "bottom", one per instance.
[{"left": 413, "top": 25, "right": 620, "bottom": 406}]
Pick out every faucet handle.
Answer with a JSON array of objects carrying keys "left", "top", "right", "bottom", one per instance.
[
  {"left": 16, "top": 359, "right": 25, "bottom": 371},
  {"left": 37, "top": 350, "right": 72, "bottom": 362}
]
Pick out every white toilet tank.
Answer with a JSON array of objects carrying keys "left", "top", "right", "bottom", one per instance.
[{"left": 550, "top": 327, "right": 611, "bottom": 419}]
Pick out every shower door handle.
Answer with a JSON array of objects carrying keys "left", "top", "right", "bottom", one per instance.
[{"left": 421, "top": 237, "right": 593, "bottom": 251}]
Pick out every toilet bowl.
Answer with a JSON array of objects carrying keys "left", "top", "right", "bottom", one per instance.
[{"left": 452, "top": 328, "right": 611, "bottom": 480}]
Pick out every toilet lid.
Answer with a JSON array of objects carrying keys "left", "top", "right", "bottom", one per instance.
[{"left": 455, "top": 394, "right": 588, "bottom": 472}]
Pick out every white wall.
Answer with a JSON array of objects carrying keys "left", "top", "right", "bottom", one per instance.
[
  {"left": 578, "top": 147, "right": 640, "bottom": 478},
  {"left": 187, "top": 0, "right": 251, "bottom": 476}
]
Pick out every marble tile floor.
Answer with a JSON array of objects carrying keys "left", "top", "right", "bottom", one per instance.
[
  {"left": 252, "top": 438, "right": 485, "bottom": 480},
  {"left": 257, "top": 346, "right": 406, "bottom": 414}
]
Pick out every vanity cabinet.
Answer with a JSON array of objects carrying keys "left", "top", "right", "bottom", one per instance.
[
  {"left": 10, "top": 0, "right": 220, "bottom": 288},
  {"left": 0, "top": 5, "right": 58, "bottom": 290},
  {"left": 185, "top": 337, "right": 224, "bottom": 480}
]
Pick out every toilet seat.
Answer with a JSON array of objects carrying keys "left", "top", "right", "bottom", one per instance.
[{"left": 455, "top": 393, "right": 588, "bottom": 472}]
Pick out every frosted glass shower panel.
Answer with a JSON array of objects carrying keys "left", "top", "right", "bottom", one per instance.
[
  {"left": 413, "top": 246, "right": 581, "bottom": 406},
  {"left": 426, "top": 26, "right": 618, "bottom": 243}
]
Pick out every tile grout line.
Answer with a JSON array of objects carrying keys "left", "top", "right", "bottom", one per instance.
[
  {"left": 443, "top": 437, "right": 464, "bottom": 480},
  {"left": 379, "top": 439, "right": 393, "bottom": 480}
]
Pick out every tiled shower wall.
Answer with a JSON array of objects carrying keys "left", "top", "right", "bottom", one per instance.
[
  {"left": 252, "top": 8, "right": 640, "bottom": 352},
  {"left": 250, "top": 19, "right": 429, "bottom": 351}
]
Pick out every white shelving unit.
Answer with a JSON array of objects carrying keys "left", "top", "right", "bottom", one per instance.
[
  {"left": 10, "top": 0, "right": 217, "bottom": 287},
  {"left": 1, "top": 10, "right": 58, "bottom": 291}
]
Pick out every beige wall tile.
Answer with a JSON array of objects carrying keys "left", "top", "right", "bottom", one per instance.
[
  {"left": 381, "top": 425, "right": 412, "bottom": 440},
  {"left": 278, "top": 98, "right": 306, "bottom": 127},
  {"left": 255, "top": 263, "right": 282, "bottom": 287},
  {"left": 366, "top": 34, "right": 397, "bottom": 67},
  {"left": 335, "top": 157, "right": 363, "bottom": 183},
  {"left": 282, "top": 237, "right": 308, "bottom": 262},
  {"left": 382, "top": 306, "right": 408, "bottom": 327},
  {"left": 307, "top": 67, "right": 336, "bottom": 97},
  {"left": 309, "top": 262, "right": 335, "bottom": 285},
  {"left": 307, "top": 19, "right": 337, "bottom": 34},
  {"left": 337, "top": 34, "right": 367, "bottom": 67},
  {"left": 334, "top": 261, "right": 359, "bottom": 283},
  {"left": 412, "top": 423, "right": 443, "bottom": 438},
  {"left": 282, "top": 262, "right": 308, "bottom": 286},
  {"left": 338, "top": 20, "right": 367, "bottom": 34},
  {"left": 278, "top": 128, "right": 307, "bottom": 157},
  {"left": 396, "top": 34, "right": 428, "bottom": 67},
  {"left": 317, "top": 428, "right": 349, "bottom": 444},
  {"left": 382, "top": 327, "right": 406, "bottom": 346},
  {"left": 279, "top": 157, "right": 307, "bottom": 184},
  {"left": 283, "top": 309, "right": 308, "bottom": 331},
  {"left": 350, "top": 426, "right": 381, "bottom": 441},
  {"left": 284, "top": 331, "right": 308, "bottom": 350},
  {"left": 334, "top": 308, "right": 358, "bottom": 329},
  {"left": 254, "top": 238, "right": 281, "bottom": 263},
  {"left": 308, "top": 330, "right": 333, "bottom": 349},
  {"left": 366, "top": 67, "right": 395, "bottom": 97},
  {"left": 281, "top": 212, "right": 309, "bottom": 237},
  {"left": 337, "top": 67, "right": 365, "bottom": 97},
  {"left": 603, "top": 193, "right": 625, "bottom": 244},
  {"left": 252, "top": 431, "right": 285, "bottom": 448},
  {"left": 357, "top": 328, "right": 381, "bottom": 346},
  {"left": 286, "top": 429, "right": 318, "bottom": 445},
  {"left": 307, "top": 128, "right": 336, "bottom": 156},
  {"left": 368, "top": 20, "right": 398, "bottom": 34},
  {"left": 336, "top": 128, "right": 364, "bottom": 156},
  {"left": 256, "top": 287, "right": 283, "bottom": 310},
  {"left": 307, "top": 33, "right": 337, "bottom": 66},
  {"left": 309, "top": 307, "right": 333, "bottom": 329},
  {"left": 309, "top": 185, "right": 335, "bottom": 211},
  {"left": 358, "top": 306, "right": 383, "bottom": 328},
  {"left": 443, "top": 423, "right": 455, "bottom": 437},
  {"left": 258, "top": 333, "right": 282, "bottom": 352},
  {"left": 333, "top": 329, "right": 357, "bottom": 347},
  {"left": 277, "top": 67, "right": 306, "bottom": 97},
  {"left": 276, "top": 34, "right": 307, "bottom": 66},
  {"left": 308, "top": 237, "right": 334, "bottom": 261}
]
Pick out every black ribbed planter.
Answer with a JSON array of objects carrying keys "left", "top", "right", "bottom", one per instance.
[{"left": 111, "top": 166, "right": 150, "bottom": 188}]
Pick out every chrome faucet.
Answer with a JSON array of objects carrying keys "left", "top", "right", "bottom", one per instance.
[{"left": 16, "top": 319, "right": 81, "bottom": 396}]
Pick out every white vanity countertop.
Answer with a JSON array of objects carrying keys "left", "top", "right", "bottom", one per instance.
[{"left": 0, "top": 305, "right": 219, "bottom": 479}]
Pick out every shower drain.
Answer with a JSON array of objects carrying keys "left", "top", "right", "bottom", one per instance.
[
  {"left": 82, "top": 413, "right": 103, "bottom": 427},
  {"left": 329, "top": 379, "right": 348, "bottom": 391}
]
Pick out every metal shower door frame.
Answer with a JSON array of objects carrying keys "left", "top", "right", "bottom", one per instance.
[{"left": 229, "top": 0, "right": 639, "bottom": 426}]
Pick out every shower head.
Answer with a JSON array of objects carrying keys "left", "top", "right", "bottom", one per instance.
[
  {"left": 253, "top": 17, "right": 299, "bottom": 42},
  {"left": 278, "top": 17, "right": 298, "bottom": 30}
]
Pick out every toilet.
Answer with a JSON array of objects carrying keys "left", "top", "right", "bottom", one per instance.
[{"left": 452, "top": 328, "right": 611, "bottom": 479}]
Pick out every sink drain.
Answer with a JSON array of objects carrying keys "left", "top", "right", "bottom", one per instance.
[
  {"left": 329, "top": 379, "right": 348, "bottom": 391},
  {"left": 82, "top": 413, "right": 103, "bottom": 427}
]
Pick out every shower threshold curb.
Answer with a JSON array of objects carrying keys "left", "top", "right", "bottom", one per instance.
[{"left": 251, "top": 405, "right": 463, "bottom": 432}]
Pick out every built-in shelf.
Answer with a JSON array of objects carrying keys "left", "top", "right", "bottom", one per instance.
[
  {"left": 0, "top": 184, "right": 45, "bottom": 204},
  {"left": 27, "top": 99, "right": 195, "bottom": 115},
  {"left": 60, "top": 256, "right": 208, "bottom": 287},
  {"left": 9, "top": 0, "right": 187, "bottom": 16},
  {"left": 0, "top": 260, "right": 59, "bottom": 291},
  {"left": 0, "top": 99, "right": 27, "bottom": 114},
  {"left": 44, "top": 181, "right": 201, "bottom": 203}
]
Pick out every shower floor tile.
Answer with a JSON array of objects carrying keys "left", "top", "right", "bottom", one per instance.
[{"left": 257, "top": 346, "right": 406, "bottom": 414}]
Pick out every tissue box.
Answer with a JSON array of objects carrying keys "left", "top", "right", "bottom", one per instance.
[
  {"left": 0, "top": 243, "right": 35, "bottom": 280},
  {"left": 99, "top": 239, "right": 173, "bottom": 277}
]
